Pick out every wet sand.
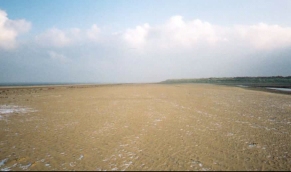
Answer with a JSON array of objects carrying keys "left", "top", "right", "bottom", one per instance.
[{"left": 0, "top": 84, "right": 291, "bottom": 171}]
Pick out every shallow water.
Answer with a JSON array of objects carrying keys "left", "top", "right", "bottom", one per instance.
[
  {"left": 267, "top": 87, "right": 291, "bottom": 92},
  {"left": 237, "top": 85, "right": 248, "bottom": 87}
]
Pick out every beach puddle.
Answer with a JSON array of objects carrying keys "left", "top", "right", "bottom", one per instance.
[{"left": 248, "top": 142, "right": 258, "bottom": 148}]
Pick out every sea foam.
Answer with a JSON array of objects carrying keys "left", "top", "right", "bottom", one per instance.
[{"left": 0, "top": 105, "right": 37, "bottom": 120}]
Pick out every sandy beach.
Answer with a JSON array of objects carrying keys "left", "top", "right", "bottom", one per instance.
[{"left": 0, "top": 84, "right": 291, "bottom": 171}]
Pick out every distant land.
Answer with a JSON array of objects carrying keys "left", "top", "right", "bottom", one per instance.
[
  {"left": 160, "top": 76, "right": 291, "bottom": 88},
  {"left": 1, "top": 76, "right": 291, "bottom": 88}
]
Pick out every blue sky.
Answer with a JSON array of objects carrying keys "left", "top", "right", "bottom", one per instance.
[
  {"left": 0, "top": 0, "right": 291, "bottom": 83},
  {"left": 2, "top": 0, "right": 291, "bottom": 31}
]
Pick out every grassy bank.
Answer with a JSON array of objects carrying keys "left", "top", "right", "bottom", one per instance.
[{"left": 160, "top": 76, "right": 291, "bottom": 88}]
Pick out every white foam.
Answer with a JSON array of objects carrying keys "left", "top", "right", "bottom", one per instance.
[
  {"left": 0, "top": 158, "right": 8, "bottom": 167},
  {"left": 0, "top": 105, "right": 37, "bottom": 120},
  {"left": 1, "top": 167, "right": 10, "bottom": 171},
  {"left": 69, "top": 162, "right": 75, "bottom": 167},
  {"left": 0, "top": 105, "right": 36, "bottom": 114},
  {"left": 78, "top": 155, "right": 84, "bottom": 160},
  {"left": 0, "top": 109, "right": 14, "bottom": 114},
  {"left": 19, "top": 163, "right": 31, "bottom": 170}
]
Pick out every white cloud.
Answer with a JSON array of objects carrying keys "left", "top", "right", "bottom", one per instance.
[
  {"left": 122, "top": 16, "right": 227, "bottom": 50},
  {"left": 48, "top": 51, "right": 69, "bottom": 63},
  {"left": 35, "top": 24, "right": 102, "bottom": 47},
  {"left": 33, "top": 15, "right": 291, "bottom": 53},
  {"left": 121, "top": 16, "right": 291, "bottom": 52},
  {"left": 160, "top": 16, "right": 222, "bottom": 47},
  {"left": 123, "top": 23, "right": 150, "bottom": 48},
  {"left": 0, "top": 9, "right": 31, "bottom": 50},
  {"left": 70, "top": 28, "right": 81, "bottom": 39},
  {"left": 235, "top": 23, "right": 291, "bottom": 50},
  {"left": 35, "top": 28, "right": 71, "bottom": 47},
  {"left": 121, "top": 16, "right": 227, "bottom": 51},
  {"left": 87, "top": 24, "right": 101, "bottom": 41},
  {"left": 2, "top": 14, "right": 291, "bottom": 83}
]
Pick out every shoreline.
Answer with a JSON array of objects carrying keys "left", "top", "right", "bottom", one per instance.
[
  {"left": 1, "top": 82, "right": 291, "bottom": 95},
  {"left": 0, "top": 83, "right": 124, "bottom": 90}
]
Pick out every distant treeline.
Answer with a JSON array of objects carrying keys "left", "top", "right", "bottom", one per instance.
[{"left": 160, "top": 76, "right": 291, "bottom": 87}]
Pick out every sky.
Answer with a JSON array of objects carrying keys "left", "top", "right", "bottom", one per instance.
[{"left": 0, "top": 0, "right": 291, "bottom": 83}]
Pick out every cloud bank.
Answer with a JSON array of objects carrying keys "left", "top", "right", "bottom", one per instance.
[
  {"left": 235, "top": 23, "right": 291, "bottom": 50},
  {"left": 1, "top": 13, "right": 291, "bottom": 83},
  {"left": 0, "top": 9, "right": 31, "bottom": 50},
  {"left": 31, "top": 15, "right": 291, "bottom": 54},
  {"left": 121, "top": 15, "right": 291, "bottom": 52}
]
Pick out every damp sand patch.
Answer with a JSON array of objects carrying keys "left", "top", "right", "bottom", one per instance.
[{"left": 0, "top": 105, "right": 37, "bottom": 120}]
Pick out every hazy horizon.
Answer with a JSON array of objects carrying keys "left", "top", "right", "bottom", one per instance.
[{"left": 1, "top": 0, "right": 291, "bottom": 83}]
